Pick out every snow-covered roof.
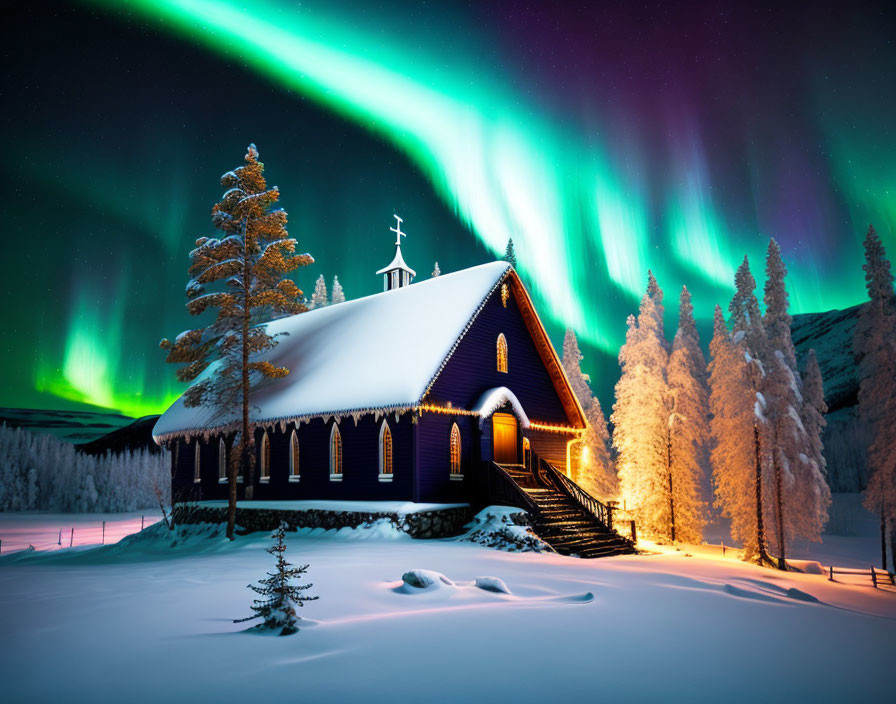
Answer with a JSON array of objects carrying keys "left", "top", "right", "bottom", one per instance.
[
  {"left": 375, "top": 244, "right": 416, "bottom": 277},
  {"left": 154, "top": 261, "right": 512, "bottom": 440},
  {"left": 472, "top": 387, "right": 530, "bottom": 429}
]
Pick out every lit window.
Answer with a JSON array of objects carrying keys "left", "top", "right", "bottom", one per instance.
[
  {"left": 330, "top": 424, "right": 343, "bottom": 480},
  {"left": 450, "top": 423, "right": 462, "bottom": 478},
  {"left": 260, "top": 432, "right": 270, "bottom": 482},
  {"left": 289, "top": 430, "right": 300, "bottom": 482},
  {"left": 193, "top": 442, "right": 201, "bottom": 483},
  {"left": 218, "top": 439, "right": 227, "bottom": 483},
  {"left": 497, "top": 333, "right": 508, "bottom": 373},
  {"left": 379, "top": 421, "right": 393, "bottom": 480}
]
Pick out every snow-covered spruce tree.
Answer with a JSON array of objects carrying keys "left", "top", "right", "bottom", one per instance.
[
  {"left": 802, "top": 349, "right": 827, "bottom": 483},
  {"left": 561, "top": 329, "right": 617, "bottom": 501},
  {"left": 853, "top": 224, "right": 896, "bottom": 571},
  {"left": 726, "top": 258, "right": 774, "bottom": 564},
  {"left": 708, "top": 306, "right": 763, "bottom": 558},
  {"left": 665, "top": 286, "right": 708, "bottom": 543},
  {"left": 331, "top": 276, "right": 345, "bottom": 305},
  {"left": 235, "top": 522, "right": 318, "bottom": 635},
  {"left": 762, "top": 239, "right": 830, "bottom": 569},
  {"left": 503, "top": 238, "right": 518, "bottom": 269},
  {"left": 646, "top": 270, "right": 666, "bottom": 338},
  {"left": 309, "top": 274, "right": 328, "bottom": 309},
  {"left": 160, "top": 144, "right": 313, "bottom": 539},
  {"left": 431, "top": 261, "right": 441, "bottom": 277},
  {"left": 612, "top": 292, "right": 671, "bottom": 538}
]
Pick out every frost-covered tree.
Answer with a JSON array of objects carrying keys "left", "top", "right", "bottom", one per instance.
[
  {"left": 561, "top": 329, "right": 616, "bottom": 500},
  {"left": 331, "top": 276, "right": 345, "bottom": 305},
  {"left": 0, "top": 425, "right": 170, "bottom": 512},
  {"left": 665, "top": 286, "right": 708, "bottom": 543},
  {"left": 160, "top": 144, "right": 313, "bottom": 539},
  {"left": 612, "top": 292, "right": 670, "bottom": 538},
  {"left": 235, "top": 522, "right": 318, "bottom": 635},
  {"left": 503, "top": 238, "right": 517, "bottom": 269},
  {"left": 310, "top": 274, "right": 328, "bottom": 309},
  {"left": 431, "top": 262, "right": 441, "bottom": 277},
  {"left": 763, "top": 240, "right": 829, "bottom": 568},
  {"left": 802, "top": 350, "right": 827, "bottom": 483},
  {"left": 646, "top": 269, "right": 666, "bottom": 334},
  {"left": 854, "top": 224, "right": 896, "bottom": 571},
  {"left": 708, "top": 305, "right": 765, "bottom": 559}
]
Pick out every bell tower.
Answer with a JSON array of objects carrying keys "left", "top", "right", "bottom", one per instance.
[{"left": 376, "top": 214, "right": 416, "bottom": 291}]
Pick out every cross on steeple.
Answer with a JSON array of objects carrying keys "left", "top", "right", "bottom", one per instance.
[
  {"left": 376, "top": 214, "right": 416, "bottom": 291},
  {"left": 390, "top": 214, "right": 406, "bottom": 246}
]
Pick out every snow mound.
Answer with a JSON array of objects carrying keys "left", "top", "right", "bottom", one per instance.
[
  {"left": 460, "top": 506, "right": 551, "bottom": 553},
  {"left": 399, "top": 569, "right": 456, "bottom": 592},
  {"left": 475, "top": 576, "right": 511, "bottom": 594}
]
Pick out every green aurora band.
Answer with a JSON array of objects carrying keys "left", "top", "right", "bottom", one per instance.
[{"left": 29, "top": 0, "right": 894, "bottom": 415}]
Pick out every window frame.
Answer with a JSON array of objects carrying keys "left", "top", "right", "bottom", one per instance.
[
  {"left": 329, "top": 423, "right": 343, "bottom": 481},
  {"left": 289, "top": 429, "right": 300, "bottom": 482},
  {"left": 449, "top": 423, "right": 463, "bottom": 480},
  {"left": 259, "top": 432, "right": 270, "bottom": 483},
  {"left": 378, "top": 420, "right": 394, "bottom": 481},
  {"left": 497, "top": 333, "right": 508, "bottom": 373},
  {"left": 218, "top": 438, "right": 227, "bottom": 483},
  {"left": 193, "top": 441, "right": 201, "bottom": 483}
]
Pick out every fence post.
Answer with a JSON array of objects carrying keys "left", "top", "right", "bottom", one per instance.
[
  {"left": 0, "top": 538, "right": 2, "bottom": 554},
  {"left": 722, "top": 540, "right": 726, "bottom": 557},
  {"left": 58, "top": 528, "right": 62, "bottom": 546},
  {"left": 630, "top": 520, "right": 637, "bottom": 545},
  {"left": 141, "top": 515, "right": 145, "bottom": 531},
  {"left": 828, "top": 565, "right": 833, "bottom": 581},
  {"left": 871, "top": 566, "right": 877, "bottom": 589},
  {"left": 69, "top": 528, "right": 74, "bottom": 547},
  {"left": 102, "top": 521, "right": 105, "bottom": 545}
]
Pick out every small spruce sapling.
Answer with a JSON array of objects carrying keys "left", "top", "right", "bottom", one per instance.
[
  {"left": 503, "top": 238, "right": 518, "bottom": 269},
  {"left": 432, "top": 261, "right": 441, "bottom": 277},
  {"left": 235, "top": 522, "right": 318, "bottom": 635},
  {"left": 331, "top": 276, "right": 345, "bottom": 304}
]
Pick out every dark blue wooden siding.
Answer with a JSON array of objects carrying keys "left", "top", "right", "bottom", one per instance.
[
  {"left": 187, "top": 413, "right": 416, "bottom": 502},
  {"left": 415, "top": 413, "right": 478, "bottom": 503},
  {"left": 426, "top": 286, "right": 569, "bottom": 424}
]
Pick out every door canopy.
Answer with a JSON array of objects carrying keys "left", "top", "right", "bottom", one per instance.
[{"left": 472, "top": 387, "right": 529, "bottom": 429}]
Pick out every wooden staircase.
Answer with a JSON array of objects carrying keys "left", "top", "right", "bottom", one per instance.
[{"left": 493, "top": 462, "right": 636, "bottom": 559}]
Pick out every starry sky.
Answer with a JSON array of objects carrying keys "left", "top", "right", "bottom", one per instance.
[{"left": 1, "top": 0, "right": 894, "bottom": 416}]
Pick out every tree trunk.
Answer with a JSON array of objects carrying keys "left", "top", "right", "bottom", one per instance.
[
  {"left": 226, "top": 437, "right": 237, "bottom": 540},
  {"left": 754, "top": 423, "right": 769, "bottom": 564},
  {"left": 889, "top": 522, "right": 895, "bottom": 575},
  {"left": 241, "top": 214, "right": 254, "bottom": 501},
  {"left": 774, "top": 448, "right": 786, "bottom": 571},
  {"left": 667, "top": 427, "right": 676, "bottom": 543},
  {"left": 881, "top": 509, "right": 888, "bottom": 571}
]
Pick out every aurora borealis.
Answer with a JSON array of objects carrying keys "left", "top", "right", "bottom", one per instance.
[{"left": 2, "top": 1, "right": 894, "bottom": 416}]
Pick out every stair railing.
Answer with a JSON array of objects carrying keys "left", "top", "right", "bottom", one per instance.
[
  {"left": 487, "top": 462, "right": 541, "bottom": 515},
  {"left": 539, "top": 458, "right": 611, "bottom": 528}
]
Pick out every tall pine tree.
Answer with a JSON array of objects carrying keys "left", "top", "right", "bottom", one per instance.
[
  {"left": 310, "top": 274, "right": 328, "bottom": 309},
  {"left": 331, "top": 276, "right": 345, "bottom": 304},
  {"left": 726, "top": 257, "right": 773, "bottom": 564},
  {"left": 763, "top": 239, "right": 829, "bottom": 568},
  {"left": 160, "top": 144, "right": 312, "bottom": 539},
  {"left": 665, "top": 286, "right": 708, "bottom": 543},
  {"left": 854, "top": 224, "right": 896, "bottom": 571},
  {"left": 613, "top": 291, "right": 670, "bottom": 538},
  {"left": 561, "top": 329, "right": 616, "bottom": 501},
  {"left": 503, "top": 238, "right": 518, "bottom": 269},
  {"left": 708, "top": 305, "right": 763, "bottom": 559}
]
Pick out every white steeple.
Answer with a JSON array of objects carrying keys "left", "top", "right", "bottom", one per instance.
[{"left": 376, "top": 214, "right": 416, "bottom": 291}]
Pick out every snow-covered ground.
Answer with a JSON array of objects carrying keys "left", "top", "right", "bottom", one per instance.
[
  {"left": 0, "top": 510, "right": 162, "bottom": 553},
  {"left": 1, "top": 512, "right": 893, "bottom": 703}
]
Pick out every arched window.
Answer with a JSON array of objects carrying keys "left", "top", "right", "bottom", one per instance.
[
  {"left": 218, "top": 439, "right": 227, "bottom": 483},
  {"left": 379, "top": 421, "right": 393, "bottom": 480},
  {"left": 193, "top": 441, "right": 201, "bottom": 483},
  {"left": 496, "top": 333, "right": 508, "bottom": 373},
  {"left": 289, "top": 430, "right": 300, "bottom": 482},
  {"left": 330, "top": 423, "right": 343, "bottom": 480},
  {"left": 260, "top": 432, "right": 270, "bottom": 482},
  {"left": 449, "top": 423, "right": 462, "bottom": 478}
]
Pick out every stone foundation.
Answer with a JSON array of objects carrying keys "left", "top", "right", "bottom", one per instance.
[{"left": 172, "top": 503, "right": 472, "bottom": 539}]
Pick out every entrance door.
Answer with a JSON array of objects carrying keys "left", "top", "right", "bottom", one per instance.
[{"left": 492, "top": 413, "right": 519, "bottom": 464}]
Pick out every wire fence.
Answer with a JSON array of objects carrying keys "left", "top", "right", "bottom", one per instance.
[{"left": 0, "top": 512, "right": 163, "bottom": 555}]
